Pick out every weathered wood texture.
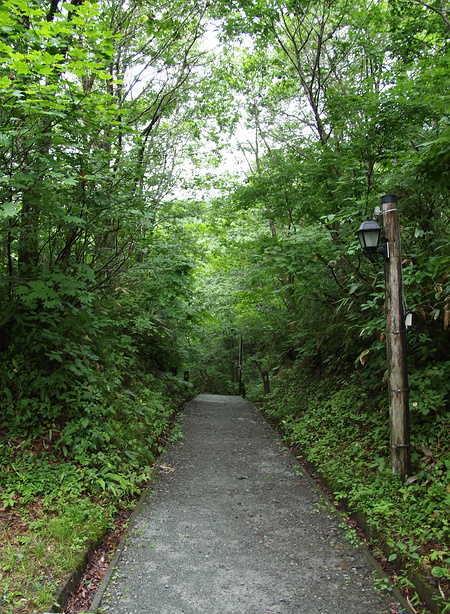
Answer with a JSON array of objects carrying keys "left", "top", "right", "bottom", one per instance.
[{"left": 382, "top": 195, "right": 411, "bottom": 479}]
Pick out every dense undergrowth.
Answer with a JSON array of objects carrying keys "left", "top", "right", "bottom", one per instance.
[
  {"left": 260, "top": 362, "right": 450, "bottom": 612},
  {"left": 0, "top": 273, "right": 195, "bottom": 612},
  {"left": 0, "top": 369, "right": 192, "bottom": 614}
]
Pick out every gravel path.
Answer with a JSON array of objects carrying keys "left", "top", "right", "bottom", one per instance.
[{"left": 95, "top": 394, "right": 410, "bottom": 614}]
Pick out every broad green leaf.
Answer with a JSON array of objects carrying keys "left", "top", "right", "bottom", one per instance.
[{"left": 0, "top": 202, "right": 18, "bottom": 217}]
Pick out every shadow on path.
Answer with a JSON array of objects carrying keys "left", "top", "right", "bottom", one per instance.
[{"left": 94, "top": 394, "right": 410, "bottom": 614}]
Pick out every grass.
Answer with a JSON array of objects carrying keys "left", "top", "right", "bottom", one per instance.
[{"left": 0, "top": 498, "right": 108, "bottom": 613}]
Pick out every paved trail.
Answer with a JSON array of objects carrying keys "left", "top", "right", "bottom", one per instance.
[{"left": 95, "top": 394, "right": 409, "bottom": 614}]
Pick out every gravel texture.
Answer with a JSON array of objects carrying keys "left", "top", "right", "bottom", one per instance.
[{"left": 97, "top": 394, "right": 410, "bottom": 614}]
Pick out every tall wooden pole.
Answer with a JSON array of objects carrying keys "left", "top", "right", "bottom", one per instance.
[
  {"left": 238, "top": 334, "right": 243, "bottom": 396},
  {"left": 381, "top": 195, "right": 411, "bottom": 479}
]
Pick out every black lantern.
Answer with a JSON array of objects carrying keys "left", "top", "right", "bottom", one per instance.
[{"left": 356, "top": 219, "right": 389, "bottom": 260}]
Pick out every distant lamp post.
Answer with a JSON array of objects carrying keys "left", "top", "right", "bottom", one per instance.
[
  {"left": 357, "top": 195, "right": 411, "bottom": 480},
  {"left": 231, "top": 328, "right": 244, "bottom": 397}
]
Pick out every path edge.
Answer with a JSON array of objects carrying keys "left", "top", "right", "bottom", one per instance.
[{"left": 88, "top": 449, "right": 172, "bottom": 614}]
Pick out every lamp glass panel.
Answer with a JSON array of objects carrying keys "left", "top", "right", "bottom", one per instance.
[{"left": 363, "top": 228, "right": 380, "bottom": 248}]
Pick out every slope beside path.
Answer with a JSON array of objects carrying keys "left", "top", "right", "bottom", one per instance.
[{"left": 92, "top": 394, "right": 410, "bottom": 614}]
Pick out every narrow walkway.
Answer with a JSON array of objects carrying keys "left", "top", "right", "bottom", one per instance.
[{"left": 95, "top": 394, "right": 409, "bottom": 614}]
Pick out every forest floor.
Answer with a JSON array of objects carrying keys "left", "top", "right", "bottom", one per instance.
[{"left": 78, "top": 393, "right": 411, "bottom": 614}]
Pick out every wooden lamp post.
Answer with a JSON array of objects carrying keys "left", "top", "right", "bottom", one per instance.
[
  {"left": 357, "top": 195, "right": 411, "bottom": 479},
  {"left": 231, "top": 328, "right": 244, "bottom": 397}
]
